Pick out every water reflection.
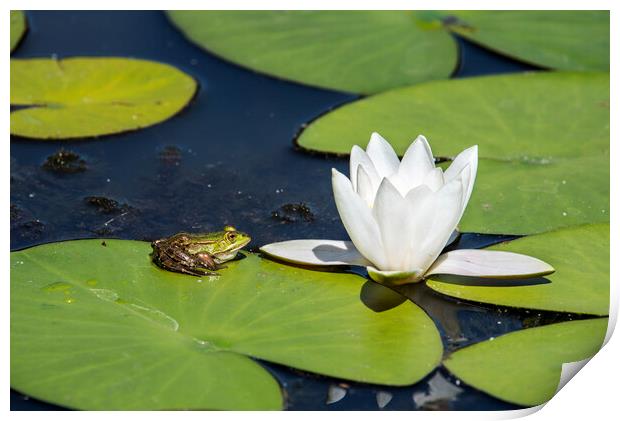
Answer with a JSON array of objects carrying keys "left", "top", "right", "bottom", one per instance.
[{"left": 412, "top": 372, "right": 463, "bottom": 409}]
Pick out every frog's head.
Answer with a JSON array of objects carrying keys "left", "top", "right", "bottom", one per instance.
[{"left": 186, "top": 226, "right": 251, "bottom": 263}]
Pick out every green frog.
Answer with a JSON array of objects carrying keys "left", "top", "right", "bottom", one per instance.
[{"left": 151, "top": 226, "right": 251, "bottom": 276}]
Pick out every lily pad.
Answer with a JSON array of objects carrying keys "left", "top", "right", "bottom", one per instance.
[
  {"left": 297, "top": 72, "right": 609, "bottom": 159},
  {"left": 427, "top": 223, "right": 609, "bottom": 315},
  {"left": 11, "top": 239, "right": 442, "bottom": 410},
  {"left": 459, "top": 155, "right": 609, "bottom": 234},
  {"left": 10, "top": 11, "right": 27, "bottom": 52},
  {"left": 167, "top": 11, "right": 458, "bottom": 94},
  {"left": 441, "top": 11, "right": 610, "bottom": 72},
  {"left": 10, "top": 57, "right": 197, "bottom": 139},
  {"left": 444, "top": 318, "right": 608, "bottom": 406}
]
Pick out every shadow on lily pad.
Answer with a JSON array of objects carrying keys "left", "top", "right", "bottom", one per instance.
[
  {"left": 359, "top": 281, "right": 407, "bottom": 313},
  {"left": 428, "top": 274, "right": 551, "bottom": 287}
]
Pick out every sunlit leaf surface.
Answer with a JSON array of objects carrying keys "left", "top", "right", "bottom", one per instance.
[
  {"left": 167, "top": 10, "right": 458, "bottom": 94},
  {"left": 10, "top": 11, "right": 27, "bottom": 52},
  {"left": 427, "top": 224, "right": 609, "bottom": 315},
  {"left": 10, "top": 57, "right": 197, "bottom": 139},
  {"left": 297, "top": 72, "right": 609, "bottom": 159},
  {"left": 444, "top": 318, "right": 608, "bottom": 406},
  {"left": 11, "top": 239, "right": 442, "bottom": 409},
  {"left": 297, "top": 72, "right": 609, "bottom": 234},
  {"left": 442, "top": 11, "right": 610, "bottom": 71}
]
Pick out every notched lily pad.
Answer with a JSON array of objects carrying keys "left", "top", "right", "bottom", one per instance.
[
  {"left": 10, "top": 57, "right": 197, "bottom": 139},
  {"left": 10, "top": 11, "right": 27, "bottom": 53},
  {"left": 297, "top": 72, "right": 609, "bottom": 160},
  {"left": 443, "top": 318, "right": 608, "bottom": 406},
  {"left": 441, "top": 11, "right": 610, "bottom": 72},
  {"left": 11, "top": 239, "right": 442, "bottom": 410},
  {"left": 297, "top": 72, "right": 609, "bottom": 234},
  {"left": 427, "top": 223, "right": 610, "bottom": 315},
  {"left": 167, "top": 10, "right": 458, "bottom": 94}
]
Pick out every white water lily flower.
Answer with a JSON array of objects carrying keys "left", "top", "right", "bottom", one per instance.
[{"left": 261, "top": 133, "right": 554, "bottom": 285}]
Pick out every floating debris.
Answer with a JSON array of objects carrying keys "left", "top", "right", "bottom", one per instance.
[
  {"left": 271, "top": 202, "right": 314, "bottom": 223},
  {"left": 42, "top": 149, "right": 87, "bottom": 174},
  {"left": 84, "top": 196, "right": 132, "bottom": 214},
  {"left": 10, "top": 204, "right": 24, "bottom": 224},
  {"left": 159, "top": 145, "right": 182, "bottom": 166},
  {"left": 16, "top": 219, "right": 45, "bottom": 240}
]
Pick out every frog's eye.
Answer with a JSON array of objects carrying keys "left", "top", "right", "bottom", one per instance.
[{"left": 226, "top": 232, "right": 237, "bottom": 241}]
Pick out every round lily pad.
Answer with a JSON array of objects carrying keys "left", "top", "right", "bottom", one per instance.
[
  {"left": 10, "top": 57, "right": 197, "bottom": 139},
  {"left": 297, "top": 71, "right": 609, "bottom": 159},
  {"left": 11, "top": 239, "right": 442, "bottom": 410},
  {"left": 427, "top": 223, "right": 609, "bottom": 315},
  {"left": 444, "top": 318, "right": 608, "bottom": 406},
  {"left": 167, "top": 11, "right": 458, "bottom": 94},
  {"left": 441, "top": 11, "right": 610, "bottom": 72},
  {"left": 10, "top": 11, "right": 27, "bottom": 52},
  {"left": 459, "top": 155, "right": 609, "bottom": 234}
]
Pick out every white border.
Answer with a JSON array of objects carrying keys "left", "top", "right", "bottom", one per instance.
[{"left": 4, "top": 1, "right": 618, "bottom": 419}]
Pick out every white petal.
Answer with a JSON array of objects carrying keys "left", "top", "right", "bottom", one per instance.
[
  {"left": 405, "top": 183, "right": 434, "bottom": 204},
  {"left": 260, "top": 240, "right": 371, "bottom": 266},
  {"left": 398, "top": 135, "right": 436, "bottom": 188},
  {"left": 426, "top": 249, "right": 555, "bottom": 278},
  {"left": 445, "top": 145, "right": 478, "bottom": 211},
  {"left": 367, "top": 266, "right": 425, "bottom": 285},
  {"left": 366, "top": 132, "right": 400, "bottom": 179},
  {"left": 372, "top": 178, "right": 411, "bottom": 270},
  {"left": 350, "top": 145, "right": 380, "bottom": 191},
  {"left": 422, "top": 167, "right": 445, "bottom": 192},
  {"left": 406, "top": 178, "right": 464, "bottom": 273},
  {"left": 386, "top": 173, "right": 411, "bottom": 197},
  {"left": 356, "top": 165, "right": 376, "bottom": 208},
  {"left": 332, "top": 168, "right": 387, "bottom": 269},
  {"left": 446, "top": 229, "right": 461, "bottom": 247}
]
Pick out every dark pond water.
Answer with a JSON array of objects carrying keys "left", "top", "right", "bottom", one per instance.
[{"left": 10, "top": 11, "right": 582, "bottom": 411}]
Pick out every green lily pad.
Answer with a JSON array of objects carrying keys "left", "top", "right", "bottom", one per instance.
[
  {"left": 10, "top": 11, "right": 27, "bottom": 52},
  {"left": 441, "top": 11, "right": 610, "bottom": 72},
  {"left": 10, "top": 57, "right": 197, "bottom": 139},
  {"left": 297, "top": 72, "right": 609, "bottom": 234},
  {"left": 167, "top": 11, "right": 458, "bottom": 94},
  {"left": 427, "top": 223, "right": 609, "bottom": 315},
  {"left": 459, "top": 155, "right": 609, "bottom": 234},
  {"left": 444, "top": 318, "right": 608, "bottom": 406},
  {"left": 11, "top": 240, "right": 442, "bottom": 410},
  {"left": 297, "top": 72, "right": 609, "bottom": 159}
]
